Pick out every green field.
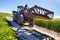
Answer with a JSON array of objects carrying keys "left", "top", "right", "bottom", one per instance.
[
  {"left": 35, "top": 18, "right": 60, "bottom": 32},
  {"left": 0, "top": 13, "right": 18, "bottom": 40}
]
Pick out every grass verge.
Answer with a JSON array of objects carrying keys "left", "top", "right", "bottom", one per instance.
[
  {"left": 35, "top": 18, "right": 60, "bottom": 32},
  {"left": 0, "top": 13, "right": 18, "bottom": 40}
]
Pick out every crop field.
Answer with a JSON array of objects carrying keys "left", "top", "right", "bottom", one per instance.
[
  {"left": 35, "top": 18, "right": 60, "bottom": 32},
  {"left": 0, "top": 13, "right": 18, "bottom": 40}
]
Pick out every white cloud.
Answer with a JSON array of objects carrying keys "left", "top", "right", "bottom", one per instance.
[
  {"left": 54, "top": 16, "right": 60, "bottom": 18},
  {"left": 0, "top": 9, "right": 12, "bottom": 14}
]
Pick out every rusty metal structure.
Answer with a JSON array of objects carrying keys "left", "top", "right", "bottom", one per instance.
[{"left": 29, "top": 5, "right": 54, "bottom": 19}]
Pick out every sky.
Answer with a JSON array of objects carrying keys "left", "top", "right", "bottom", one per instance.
[{"left": 0, "top": 0, "right": 60, "bottom": 18}]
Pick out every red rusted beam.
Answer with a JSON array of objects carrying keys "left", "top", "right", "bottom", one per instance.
[{"left": 30, "top": 5, "right": 54, "bottom": 14}]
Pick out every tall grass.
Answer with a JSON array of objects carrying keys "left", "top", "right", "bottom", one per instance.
[
  {"left": 0, "top": 13, "right": 18, "bottom": 40},
  {"left": 35, "top": 18, "right": 60, "bottom": 32}
]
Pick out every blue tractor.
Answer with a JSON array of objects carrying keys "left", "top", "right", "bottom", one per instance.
[{"left": 12, "top": 4, "right": 35, "bottom": 27}]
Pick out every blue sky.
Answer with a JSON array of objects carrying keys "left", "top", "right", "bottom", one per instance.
[{"left": 0, "top": 0, "right": 60, "bottom": 18}]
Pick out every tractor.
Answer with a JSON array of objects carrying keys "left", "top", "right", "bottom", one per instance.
[{"left": 12, "top": 4, "right": 35, "bottom": 27}]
